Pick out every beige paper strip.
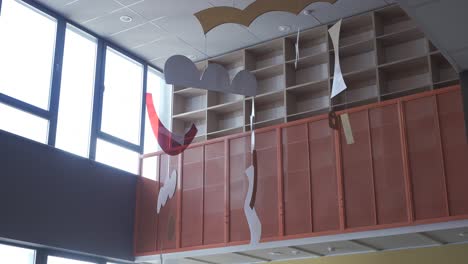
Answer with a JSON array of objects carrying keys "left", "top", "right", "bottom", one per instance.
[
  {"left": 194, "top": 0, "right": 337, "bottom": 34},
  {"left": 341, "top": 113, "right": 355, "bottom": 145}
]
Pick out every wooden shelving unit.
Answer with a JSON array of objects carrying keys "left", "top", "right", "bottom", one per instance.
[{"left": 171, "top": 4, "right": 459, "bottom": 140}]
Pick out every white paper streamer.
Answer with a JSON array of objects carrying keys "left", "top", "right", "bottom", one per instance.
[
  {"left": 329, "top": 20, "right": 347, "bottom": 98},
  {"left": 250, "top": 98, "right": 255, "bottom": 153},
  {"left": 244, "top": 165, "right": 261, "bottom": 245},
  {"left": 157, "top": 169, "right": 177, "bottom": 214},
  {"left": 295, "top": 27, "right": 300, "bottom": 69}
]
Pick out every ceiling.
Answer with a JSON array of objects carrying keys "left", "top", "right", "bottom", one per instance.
[
  {"left": 395, "top": 0, "right": 468, "bottom": 72},
  {"left": 136, "top": 219, "right": 468, "bottom": 264},
  {"left": 35, "top": 0, "right": 395, "bottom": 69}
]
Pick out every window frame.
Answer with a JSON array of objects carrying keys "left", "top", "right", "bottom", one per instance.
[{"left": 0, "top": 0, "right": 166, "bottom": 173}]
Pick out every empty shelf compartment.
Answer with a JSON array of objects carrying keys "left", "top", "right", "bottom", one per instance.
[
  {"left": 330, "top": 39, "right": 376, "bottom": 75},
  {"left": 332, "top": 69, "right": 378, "bottom": 106},
  {"left": 285, "top": 26, "right": 328, "bottom": 61},
  {"left": 208, "top": 91, "right": 243, "bottom": 107},
  {"left": 253, "top": 91, "right": 285, "bottom": 124},
  {"left": 286, "top": 52, "right": 329, "bottom": 88},
  {"left": 207, "top": 101, "right": 244, "bottom": 133},
  {"left": 431, "top": 53, "right": 458, "bottom": 84},
  {"left": 379, "top": 57, "right": 431, "bottom": 96},
  {"left": 253, "top": 63, "right": 285, "bottom": 95},
  {"left": 377, "top": 28, "right": 427, "bottom": 64},
  {"left": 172, "top": 110, "right": 207, "bottom": 138},
  {"left": 286, "top": 80, "right": 329, "bottom": 116},
  {"left": 173, "top": 92, "right": 207, "bottom": 115},
  {"left": 209, "top": 50, "right": 244, "bottom": 79},
  {"left": 375, "top": 5, "right": 416, "bottom": 36},
  {"left": 246, "top": 39, "right": 284, "bottom": 70},
  {"left": 338, "top": 13, "right": 375, "bottom": 47}
]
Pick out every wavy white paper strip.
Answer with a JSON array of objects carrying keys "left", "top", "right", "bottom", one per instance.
[
  {"left": 157, "top": 169, "right": 177, "bottom": 214},
  {"left": 329, "top": 20, "right": 347, "bottom": 98},
  {"left": 244, "top": 165, "right": 261, "bottom": 245}
]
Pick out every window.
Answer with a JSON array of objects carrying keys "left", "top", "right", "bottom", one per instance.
[
  {"left": 0, "top": 0, "right": 57, "bottom": 110},
  {"left": 55, "top": 26, "right": 97, "bottom": 158},
  {"left": 95, "top": 139, "right": 140, "bottom": 174},
  {"left": 144, "top": 68, "right": 172, "bottom": 154},
  {"left": 0, "top": 243, "right": 35, "bottom": 264},
  {"left": 47, "top": 256, "right": 95, "bottom": 264},
  {"left": 101, "top": 48, "right": 143, "bottom": 144},
  {"left": 0, "top": 103, "right": 49, "bottom": 143}
]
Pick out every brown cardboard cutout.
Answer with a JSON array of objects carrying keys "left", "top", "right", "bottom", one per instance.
[{"left": 194, "top": 0, "right": 337, "bottom": 34}]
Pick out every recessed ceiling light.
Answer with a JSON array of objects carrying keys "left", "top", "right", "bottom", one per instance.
[
  {"left": 458, "top": 231, "right": 468, "bottom": 237},
  {"left": 278, "top": 25, "right": 291, "bottom": 32},
  {"left": 187, "top": 55, "right": 197, "bottom": 60},
  {"left": 327, "top": 247, "right": 336, "bottom": 253},
  {"left": 302, "top": 9, "right": 314, "bottom": 16},
  {"left": 268, "top": 252, "right": 283, "bottom": 256},
  {"left": 119, "top": 15, "right": 133, "bottom": 23}
]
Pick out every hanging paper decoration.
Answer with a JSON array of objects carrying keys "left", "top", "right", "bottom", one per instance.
[
  {"left": 146, "top": 93, "right": 198, "bottom": 156},
  {"left": 194, "top": 0, "right": 338, "bottom": 34},
  {"left": 243, "top": 98, "right": 261, "bottom": 245},
  {"left": 329, "top": 19, "right": 347, "bottom": 98},
  {"left": 295, "top": 27, "right": 300, "bottom": 69},
  {"left": 164, "top": 55, "right": 257, "bottom": 96},
  {"left": 157, "top": 169, "right": 177, "bottom": 214},
  {"left": 340, "top": 113, "right": 355, "bottom": 145}
]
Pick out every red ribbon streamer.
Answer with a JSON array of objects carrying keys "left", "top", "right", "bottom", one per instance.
[{"left": 146, "top": 93, "right": 198, "bottom": 156}]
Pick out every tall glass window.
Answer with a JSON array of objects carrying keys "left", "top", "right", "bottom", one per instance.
[
  {"left": 95, "top": 139, "right": 140, "bottom": 174},
  {"left": 0, "top": 103, "right": 49, "bottom": 143},
  {"left": 0, "top": 243, "right": 35, "bottom": 264},
  {"left": 101, "top": 48, "right": 143, "bottom": 144},
  {"left": 0, "top": 0, "right": 57, "bottom": 109},
  {"left": 55, "top": 26, "right": 97, "bottom": 158}
]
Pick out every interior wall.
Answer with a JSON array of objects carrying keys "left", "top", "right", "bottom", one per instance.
[
  {"left": 0, "top": 130, "right": 137, "bottom": 261},
  {"left": 275, "top": 244, "right": 468, "bottom": 264}
]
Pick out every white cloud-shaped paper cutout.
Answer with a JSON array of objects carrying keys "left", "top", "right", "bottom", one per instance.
[
  {"left": 157, "top": 169, "right": 177, "bottom": 214},
  {"left": 164, "top": 55, "right": 257, "bottom": 96}
]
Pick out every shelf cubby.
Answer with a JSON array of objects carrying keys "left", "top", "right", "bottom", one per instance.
[
  {"left": 379, "top": 56, "right": 431, "bottom": 97},
  {"left": 209, "top": 50, "right": 244, "bottom": 79},
  {"left": 431, "top": 53, "right": 458, "bottom": 85},
  {"left": 253, "top": 91, "right": 285, "bottom": 125},
  {"left": 207, "top": 91, "right": 243, "bottom": 107},
  {"left": 207, "top": 101, "right": 244, "bottom": 134},
  {"left": 285, "top": 26, "right": 328, "bottom": 61},
  {"left": 338, "top": 13, "right": 375, "bottom": 47},
  {"left": 374, "top": 5, "right": 416, "bottom": 37},
  {"left": 172, "top": 110, "right": 207, "bottom": 140},
  {"left": 377, "top": 28, "right": 427, "bottom": 65},
  {"left": 245, "top": 39, "right": 284, "bottom": 71},
  {"left": 330, "top": 39, "right": 376, "bottom": 75},
  {"left": 172, "top": 92, "right": 207, "bottom": 115},
  {"left": 286, "top": 79, "right": 329, "bottom": 118},
  {"left": 332, "top": 69, "right": 378, "bottom": 107},
  {"left": 253, "top": 63, "right": 285, "bottom": 95},
  {"left": 285, "top": 52, "right": 329, "bottom": 88}
]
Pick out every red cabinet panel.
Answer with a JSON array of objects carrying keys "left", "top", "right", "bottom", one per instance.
[
  {"left": 204, "top": 142, "right": 226, "bottom": 245},
  {"left": 282, "top": 124, "right": 312, "bottom": 235},
  {"left": 308, "top": 119, "right": 340, "bottom": 232},
  {"left": 229, "top": 136, "right": 251, "bottom": 242},
  {"left": 370, "top": 105, "right": 408, "bottom": 225},
  {"left": 181, "top": 147, "right": 204, "bottom": 247},
  {"left": 437, "top": 91, "right": 468, "bottom": 216},
  {"left": 404, "top": 97, "right": 448, "bottom": 220},
  {"left": 255, "top": 130, "right": 279, "bottom": 238},
  {"left": 341, "top": 111, "right": 376, "bottom": 228}
]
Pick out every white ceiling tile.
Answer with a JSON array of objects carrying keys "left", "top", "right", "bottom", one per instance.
[
  {"left": 208, "top": 0, "right": 255, "bottom": 9},
  {"left": 109, "top": 22, "right": 168, "bottom": 49},
  {"left": 297, "top": 241, "right": 372, "bottom": 256},
  {"left": 58, "top": 0, "right": 122, "bottom": 23},
  {"left": 154, "top": 15, "right": 259, "bottom": 57},
  {"left": 113, "top": 0, "right": 144, "bottom": 6},
  {"left": 244, "top": 247, "right": 317, "bottom": 261},
  {"left": 248, "top": 11, "right": 320, "bottom": 42},
  {"left": 133, "top": 36, "right": 206, "bottom": 62},
  {"left": 357, "top": 233, "right": 439, "bottom": 250},
  {"left": 129, "top": 0, "right": 212, "bottom": 21},
  {"left": 83, "top": 8, "right": 147, "bottom": 36},
  {"left": 426, "top": 227, "right": 468, "bottom": 244},
  {"left": 307, "top": 0, "right": 388, "bottom": 24},
  {"left": 194, "top": 253, "right": 265, "bottom": 264}
]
